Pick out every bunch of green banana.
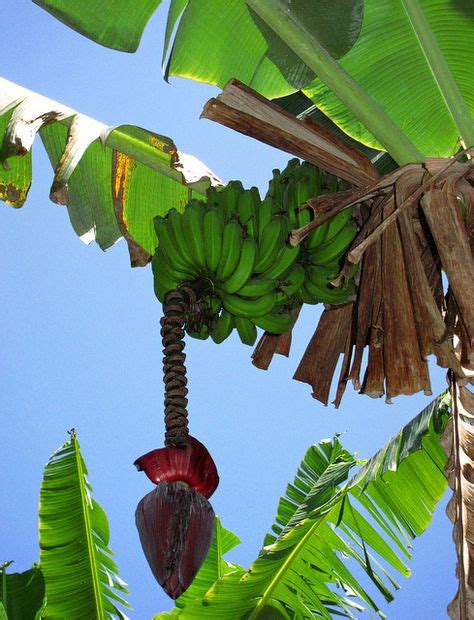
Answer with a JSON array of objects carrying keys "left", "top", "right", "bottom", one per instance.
[
  {"left": 152, "top": 181, "right": 296, "bottom": 346},
  {"left": 264, "top": 159, "right": 358, "bottom": 306},
  {"left": 152, "top": 160, "right": 359, "bottom": 347}
]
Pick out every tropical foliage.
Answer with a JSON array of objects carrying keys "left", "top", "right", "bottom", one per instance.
[
  {"left": 1, "top": 395, "right": 450, "bottom": 618},
  {"left": 0, "top": 77, "right": 218, "bottom": 264},
  {"left": 1, "top": 0, "right": 471, "bottom": 616},
  {"left": 33, "top": 0, "right": 474, "bottom": 161},
  {"left": 156, "top": 394, "right": 450, "bottom": 618},
  {"left": 0, "top": 564, "right": 45, "bottom": 620},
  {"left": 2, "top": 431, "right": 130, "bottom": 619}
]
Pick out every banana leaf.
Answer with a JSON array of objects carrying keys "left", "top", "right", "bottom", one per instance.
[
  {"left": 38, "top": 431, "right": 130, "bottom": 619},
  {"left": 30, "top": 1, "right": 474, "bottom": 158},
  {"left": 32, "top": 0, "right": 163, "bottom": 52},
  {"left": 34, "top": 0, "right": 362, "bottom": 98},
  {"left": 162, "top": 0, "right": 473, "bottom": 160},
  {"left": 158, "top": 394, "right": 449, "bottom": 618},
  {"left": 0, "top": 565, "right": 45, "bottom": 620},
  {"left": 0, "top": 76, "right": 219, "bottom": 265},
  {"left": 154, "top": 518, "right": 244, "bottom": 618}
]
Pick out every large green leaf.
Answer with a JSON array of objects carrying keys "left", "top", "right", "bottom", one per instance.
[
  {"left": 154, "top": 518, "right": 244, "bottom": 618},
  {"left": 31, "top": 0, "right": 360, "bottom": 98},
  {"left": 39, "top": 431, "right": 130, "bottom": 619},
  {"left": 301, "top": 0, "right": 474, "bottom": 156},
  {"left": 0, "top": 565, "right": 45, "bottom": 620},
  {"left": 164, "top": 0, "right": 363, "bottom": 96},
  {"left": 162, "top": 0, "right": 473, "bottom": 159},
  {"left": 33, "top": 0, "right": 162, "bottom": 52},
  {"left": 0, "top": 76, "right": 219, "bottom": 264},
  {"left": 160, "top": 394, "right": 449, "bottom": 618},
  {"left": 247, "top": 0, "right": 363, "bottom": 90}
]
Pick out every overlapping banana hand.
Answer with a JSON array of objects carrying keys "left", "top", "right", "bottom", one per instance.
[{"left": 152, "top": 159, "right": 358, "bottom": 346}]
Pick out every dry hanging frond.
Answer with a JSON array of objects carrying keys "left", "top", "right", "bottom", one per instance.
[{"left": 444, "top": 369, "right": 474, "bottom": 619}]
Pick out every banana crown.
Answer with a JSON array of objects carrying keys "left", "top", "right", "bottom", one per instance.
[{"left": 152, "top": 159, "right": 358, "bottom": 345}]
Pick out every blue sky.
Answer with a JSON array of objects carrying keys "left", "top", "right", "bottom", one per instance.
[{"left": 1, "top": 2, "right": 454, "bottom": 618}]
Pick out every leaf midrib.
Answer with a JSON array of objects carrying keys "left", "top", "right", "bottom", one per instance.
[
  {"left": 73, "top": 438, "right": 104, "bottom": 620},
  {"left": 248, "top": 485, "right": 349, "bottom": 619}
]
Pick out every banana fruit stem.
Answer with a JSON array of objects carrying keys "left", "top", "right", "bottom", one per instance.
[{"left": 161, "top": 286, "right": 196, "bottom": 448}]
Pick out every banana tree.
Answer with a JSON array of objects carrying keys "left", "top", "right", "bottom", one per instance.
[{"left": 2, "top": 0, "right": 474, "bottom": 617}]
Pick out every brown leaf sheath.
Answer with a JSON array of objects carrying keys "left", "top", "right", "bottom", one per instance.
[
  {"left": 381, "top": 197, "right": 431, "bottom": 401},
  {"left": 293, "top": 303, "right": 353, "bottom": 405},
  {"left": 422, "top": 188, "right": 474, "bottom": 354}
]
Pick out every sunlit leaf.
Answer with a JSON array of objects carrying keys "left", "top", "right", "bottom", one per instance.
[
  {"left": 159, "top": 395, "right": 449, "bottom": 618},
  {"left": 39, "top": 431, "right": 131, "bottom": 618},
  {"left": 164, "top": 0, "right": 474, "bottom": 158},
  {"left": 33, "top": 0, "right": 162, "bottom": 52},
  {"left": 248, "top": 0, "right": 363, "bottom": 90},
  {"left": 0, "top": 76, "right": 219, "bottom": 265}
]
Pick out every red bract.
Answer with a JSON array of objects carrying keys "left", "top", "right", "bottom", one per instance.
[
  {"left": 134, "top": 435, "right": 219, "bottom": 499},
  {"left": 135, "top": 481, "right": 215, "bottom": 599}
]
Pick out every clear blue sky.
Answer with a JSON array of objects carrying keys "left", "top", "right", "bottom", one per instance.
[{"left": 1, "top": 2, "right": 454, "bottom": 618}]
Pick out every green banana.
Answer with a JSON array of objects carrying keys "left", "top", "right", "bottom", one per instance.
[
  {"left": 237, "top": 277, "right": 276, "bottom": 298},
  {"left": 298, "top": 283, "right": 319, "bottom": 305},
  {"left": 221, "top": 180, "right": 244, "bottom": 220},
  {"left": 280, "top": 158, "right": 301, "bottom": 184},
  {"left": 282, "top": 178, "right": 299, "bottom": 228},
  {"left": 237, "top": 187, "right": 260, "bottom": 238},
  {"left": 321, "top": 170, "right": 339, "bottom": 193},
  {"left": 166, "top": 208, "right": 197, "bottom": 269},
  {"left": 278, "top": 263, "right": 305, "bottom": 298},
  {"left": 310, "top": 222, "right": 357, "bottom": 265},
  {"left": 252, "top": 309, "right": 295, "bottom": 334},
  {"left": 216, "top": 219, "right": 243, "bottom": 281},
  {"left": 207, "top": 295, "right": 222, "bottom": 317},
  {"left": 154, "top": 215, "right": 192, "bottom": 273},
  {"left": 203, "top": 208, "right": 223, "bottom": 274},
  {"left": 266, "top": 168, "right": 283, "bottom": 213},
  {"left": 182, "top": 202, "right": 206, "bottom": 270},
  {"left": 325, "top": 207, "right": 354, "bottom": 242},
  {"left": 295, "top": 173, "right": 317, "bottom": 225},
  {"left": 257, "top": 197, "right": 273, "bottom": 243},
  {"left": 306, "top": 220, "right": 329, "bottom": 250},
  {"left": 295, "top": 173, "right": 313, "bottom": 205},
  {"left": 297, "top": 206, "right": 312, "bottom": 229},
  {"left": 301, "top": 162, "right": 321, "bottom": 196},
  {"left": 152, "top": 260, "right": 180, "bottom": 303},
  {"left": 221, "top": 237, "right": 257, "bottom": 294},
  {"left": 187, "top": 323, "right": 210, "bottom": 340},
  {"left": 206, "top": 185, "right": 223, "bottom": 208},
  {"left": 254, "top": 217, "right": 284, "bottom": 273},
  {"left": 221, "top": 291, "right": 278, "bottom": 318},
  {"left": 260, "top": 243, "right": 300, "bottom": 280},
  {"left": 304, "top": 277, "right": 356, "bottom": 305},
  {"left": 306, "top": 263, "right": 340, "bottom": 288},
  {"left": 211, "top": 310, "right": 234, "bottom": 344},
  {"left": 235, "top": 317, "right": 258, "bottom": 346},
  {"left": 153, "top": 244, "right": 194, "bottom": 282}
]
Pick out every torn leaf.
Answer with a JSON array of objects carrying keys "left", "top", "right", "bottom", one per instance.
[{"left": 0, "top": 76, "right": 220, "bottom": 265}]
